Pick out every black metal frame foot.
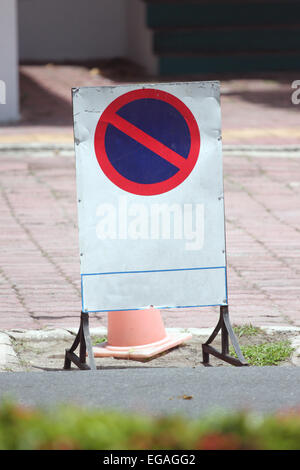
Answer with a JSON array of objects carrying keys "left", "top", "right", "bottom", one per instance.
[
  {"left": 202, "top": 305, "right": 249, "bottom": 367},
  {"left": 64, "top": 312, "right": 96, "bottom": 370}
]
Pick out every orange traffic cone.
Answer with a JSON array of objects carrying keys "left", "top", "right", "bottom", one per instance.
[{"left": 93, "top": 306, "right": 192, "bottom": 359}]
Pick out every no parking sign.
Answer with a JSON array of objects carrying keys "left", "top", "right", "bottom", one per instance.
[
  {"left": 73, "top": 82, "right": 227, "bottom": 313},
  {"left": 94, "top": 88, "right": 200, "bottom": 196}
]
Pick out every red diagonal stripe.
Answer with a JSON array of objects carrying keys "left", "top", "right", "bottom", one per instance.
[{"left": 105, "top": 112, "right": 188, "bottom": 170}]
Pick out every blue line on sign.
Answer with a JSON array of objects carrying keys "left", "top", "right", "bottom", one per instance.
[
  {"left": 80, "top": 275, "right": 84, "bottom": 312},
  {"left": 81, "top": 266, "right": 226, "bottom": 277},
  {"left": 224, "top": 266, "right": 228, "bottom": 305},
  {"left": 82, "top": 303, "right": 227, "bottom": 314}
]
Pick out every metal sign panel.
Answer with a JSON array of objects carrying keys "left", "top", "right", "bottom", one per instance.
[{"left": 73, "top": 82, "right": 227, "bottom": 313}]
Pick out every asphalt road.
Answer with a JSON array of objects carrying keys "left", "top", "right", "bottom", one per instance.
[{"left": 1, "top": 367, "right": 299, "bottom": 417}]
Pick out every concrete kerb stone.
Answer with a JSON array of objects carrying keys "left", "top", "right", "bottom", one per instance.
[
  {"left": 290, "top": 336, "right": 300, "bottom": 367},
  {"left": 0, "top": 142, "right": 75, "bottom": 158},
  {"left": 223, "top": 144, "right": 300, "bottom": 155},
  {"left": 1, "top": 143, "right": 300, "bottom": 159},
  {"left": 4, "top": 328, "right": 74, "bottom": 343},
  {"left": 0, "top": 326, "right": 299, "bottom": 370},
  {"left": 2, "top": 325, "right": 299, "bottom": 341},
  {"left": 0, "top": 332, "right": 20, "bottom": 371}
]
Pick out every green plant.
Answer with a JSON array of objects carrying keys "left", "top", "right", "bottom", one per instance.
[
  {"left": 92, "top": 337, "right": 107, "bottom": 346},
  {"left": 233, "top": 324, "right": 263, "bottom": 338},
  {"left": 1, "top": 400, "right": 300, "bottom": 450},
  {"left": 230, "top": 341, "right": 294, "bottom": 366}
]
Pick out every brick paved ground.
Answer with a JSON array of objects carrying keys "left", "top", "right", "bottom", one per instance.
[
  {"left": 0, "top": 64, "right": 299, "bottom": 331},
  {"left": 0, "top": 150, "right": 299, "bottom": 330}
]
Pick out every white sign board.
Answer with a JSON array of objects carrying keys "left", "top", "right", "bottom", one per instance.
[{"left": 73, "top": 82, "right": 227, "bottom": 313}]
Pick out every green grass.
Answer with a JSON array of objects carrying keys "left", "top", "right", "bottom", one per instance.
[
  {"left": 233, "top": 324, "right": 263, "bottom": 338},
  {"left": 230, "top": 341, "right": 294, "bottom": 366},
  {"left": 92, "top": 337, "right": 107, "bottom": 346}
]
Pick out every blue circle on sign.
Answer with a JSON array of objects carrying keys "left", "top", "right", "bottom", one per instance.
[{"left": 105, "top": 98, "right": 191, "bottom": 184}]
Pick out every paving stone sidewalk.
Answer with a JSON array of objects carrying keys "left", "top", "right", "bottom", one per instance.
[
  {"left": 0, "top": 63, "right": 299, "bottom": 333},
  {"left": 0, "top": 148, "right": 299, "bottom": 332}
]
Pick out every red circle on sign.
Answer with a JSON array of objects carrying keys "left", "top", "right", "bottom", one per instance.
[{"left": 94, "top": 88, "right": 200, "bottom": 196}]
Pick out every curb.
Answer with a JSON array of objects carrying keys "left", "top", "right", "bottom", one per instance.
[
  {"left": 0, "top": 142, "right": 75, "bottom": 156},
  {"left": 0, "top": 333, "right": 20, "bottom": 372},
  {"left": 1, "top": 143, "right": 300, "bottom": 158},
  {"left": 223, "top": 145, "right": 300, "bottom": 159},
  {"left": 1, "top": 326, "right": 299, "bottom": 370}
]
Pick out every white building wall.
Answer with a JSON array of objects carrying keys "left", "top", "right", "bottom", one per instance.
[
  {"left": 18, "top": 0, "right": 128, "bottom": 61},
  {"left": 0, "top": 0, "right": 156, "bottom": 123},
  {"left": 18, "top": 0, "right": 156, "bottom": 74},
  {"left": 0, "top": 0, "right": 19, "bottom": 122}
]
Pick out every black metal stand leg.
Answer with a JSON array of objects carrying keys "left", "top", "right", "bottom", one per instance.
[
  {"left": 202, "top": 305, "right": 249, "bottom": 367},
  {"left": 64, "top": 312, "right": 96, "bottom": 370}
]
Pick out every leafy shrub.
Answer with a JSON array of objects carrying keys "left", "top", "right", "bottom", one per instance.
[{"left": 0, "top": 400, "right": 300, "bottom": 450}]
